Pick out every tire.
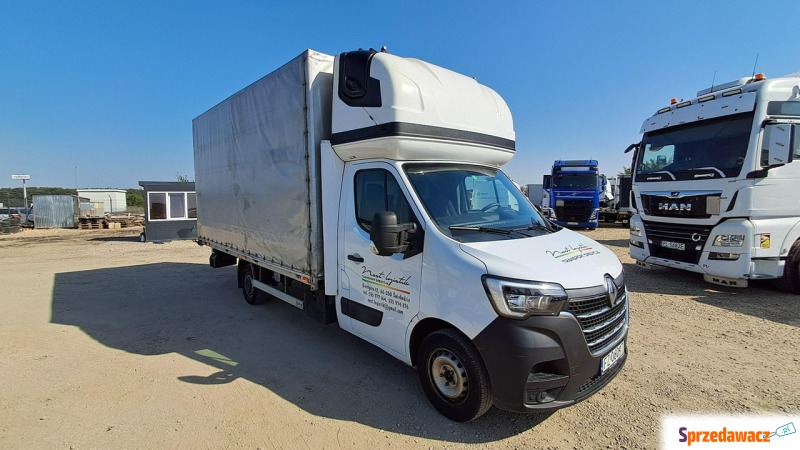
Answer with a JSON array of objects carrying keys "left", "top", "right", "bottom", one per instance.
[
  {"left": 416, "top": 329, "right": 492, "bottom": 422},
  {"left": 240, "top": 263, "right": 265, "bottom": 305},
  {"left": 774, "top": 240, "right": 800, "bottom": 293}
]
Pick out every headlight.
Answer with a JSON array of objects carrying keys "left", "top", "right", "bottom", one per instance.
[
  {"left": 589, "top": 209, "right": 598, "bottom": 221},
  {"left": 630, "top": 223, "right": 642, "bottom": 237},
  {"left": 482, "top": 276, "right": 568, "bottom": 319},
  {"left": 712, "top": 234, "right": 745, "bottom": 247}
]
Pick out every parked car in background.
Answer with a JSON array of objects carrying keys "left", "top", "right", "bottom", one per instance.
[{"left": 0, "top": 207, "right": 29, "bottom": 222}]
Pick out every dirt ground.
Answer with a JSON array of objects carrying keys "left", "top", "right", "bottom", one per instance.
[{"left": 1, "top": 225, "right": 798, "bottom": 449}]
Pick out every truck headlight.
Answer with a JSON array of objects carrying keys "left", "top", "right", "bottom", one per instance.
[
  {"left": 589, "top": 209, "right": 598, "bottom": 221},
  {"left": 630, "top": 223, "right": 642, "bottom": 237},
  {"left": 712, "top": 234, "right": 745, "bottom": 247},
  {"left": 482, "top": 276, "right": 568, "bottom": 319}
]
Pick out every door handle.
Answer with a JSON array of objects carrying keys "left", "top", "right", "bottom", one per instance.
[{"left": 347, "top": 254, "right": 364, "bottom": 263}]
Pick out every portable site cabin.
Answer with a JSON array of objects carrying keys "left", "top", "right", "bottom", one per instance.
[
  {"left": 138, "top": 181, "right": 197, "bottom": 241},
  {"left": 76, "top": 189, "right": 127, "bottom": 214}
]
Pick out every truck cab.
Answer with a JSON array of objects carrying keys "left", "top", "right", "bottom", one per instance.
[
  {"left": 626, "top": 72, "right": 800, "bottom": 290},
  {"left": 544, "top": 160, "right": 602, "bottom": 229}
]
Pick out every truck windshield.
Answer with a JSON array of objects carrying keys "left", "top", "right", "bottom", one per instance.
[
  {"left": 552, "top": 173, "right": 598, "bottom": 189},
  {"left": 404, "top": 163, "right": 554, "bottom": 243},
  {"left": 636, "top": 112, "right": 754, "bottom": 181}
]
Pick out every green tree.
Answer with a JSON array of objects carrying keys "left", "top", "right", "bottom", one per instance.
[{"left": 126, "top": 189, "right": 144, "bottom": 207}]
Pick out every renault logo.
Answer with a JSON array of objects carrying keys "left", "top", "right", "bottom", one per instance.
[{"left": 605, "top": 274, "right": 618, "bottom": 307}]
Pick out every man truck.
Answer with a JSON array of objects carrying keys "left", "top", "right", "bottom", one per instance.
[
  {"left": 542, "top": 160, "right": 602, "bottom": 229},
  {"left": 193, "top": 49, "right": 629, "bottom": 421},
  {"left": 626, "top": 71, "right": 800, "bottom": 290}
]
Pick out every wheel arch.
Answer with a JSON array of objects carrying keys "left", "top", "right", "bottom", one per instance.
[
  {"left": 778, "top": 221, "right": 800, "bottom": 268},
  {"left": 409, "top": 318, "right": 470, "bottom": 368}
]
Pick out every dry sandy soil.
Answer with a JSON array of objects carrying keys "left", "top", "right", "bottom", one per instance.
[{"left": 1, "top": 225, "right": 798, "bottom": 449}]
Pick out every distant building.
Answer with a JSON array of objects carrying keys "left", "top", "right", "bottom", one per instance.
[
  {"left": 138, "top": 181, "right": 197, "bottom": 241},
  {"left": 76, "top": 189, "right": 127, "bottom": 214}
]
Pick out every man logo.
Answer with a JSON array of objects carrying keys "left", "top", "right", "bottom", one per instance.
[{"left": 658, "top": 202, "right": 692, "bottom": 211}]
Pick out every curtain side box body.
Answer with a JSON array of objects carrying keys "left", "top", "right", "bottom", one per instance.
[{"left": 192, "top": 50, "right": 334, "bottom": 280}]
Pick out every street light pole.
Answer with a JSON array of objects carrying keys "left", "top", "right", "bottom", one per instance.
[{"left": 11, "top": 174, "right": 31, "bottom": 208}]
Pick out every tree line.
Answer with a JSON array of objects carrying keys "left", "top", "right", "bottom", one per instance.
[{"left": 0, "top": 187, "right": 144, "bottom": 208}]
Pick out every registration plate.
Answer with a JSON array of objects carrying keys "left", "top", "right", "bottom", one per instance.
[
  {"left": 660, "top": 240, "right": 685, "bottom": 251},
  {"left": 601, "top": 341, "right": 625, "bottom": 374}
]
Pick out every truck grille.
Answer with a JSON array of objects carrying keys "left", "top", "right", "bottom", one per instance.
[
  {"left": 643, "top": 221, "right": 713, "bottom": 264},
  {"left": 555, "top": 200, "right": 592, "bottom": 222},
  {"left": 566, "top": 285, "right": 627, "bottom": 355}
]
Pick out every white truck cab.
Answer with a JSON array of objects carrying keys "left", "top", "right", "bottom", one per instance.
[
  {"left": 194, "top": 49, "right": 628, "bottom": 421},
  {"left": 627, "top": 72, "right": 800, "bottom": 290}
]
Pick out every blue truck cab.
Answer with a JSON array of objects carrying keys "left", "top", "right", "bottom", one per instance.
[{"left": 543, "top": 160, "right": 602, "bottom": 230}]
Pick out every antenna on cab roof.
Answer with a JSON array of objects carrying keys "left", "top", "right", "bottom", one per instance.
[{"left": 751, "top": 53, "right": 760, "bottom": 79}]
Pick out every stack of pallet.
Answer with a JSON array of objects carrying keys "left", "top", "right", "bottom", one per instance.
[
  {"left": 0, "top": 217, "right": 21, "bottom": 234},
  {"left": 78, "top": 217, "right": 103, "bottom": 230},
  {"left": 105, "top": 215, "right": 135, "bottom": 228}
]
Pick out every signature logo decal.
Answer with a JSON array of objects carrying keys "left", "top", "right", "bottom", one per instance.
[
  {"left": 361, "top": 267, "right": 411, "bottom": 294},
  {"left": 546, "top": 243, "right": 601, "bottom": 263}
]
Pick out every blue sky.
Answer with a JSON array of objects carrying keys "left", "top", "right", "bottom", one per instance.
[{"left": 1, "top": 1, "right": 797, "bottom": 189}]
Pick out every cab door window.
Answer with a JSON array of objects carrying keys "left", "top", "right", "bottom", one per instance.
[{"left": 355, "top": 169, "right": 416, "bottom": 232}]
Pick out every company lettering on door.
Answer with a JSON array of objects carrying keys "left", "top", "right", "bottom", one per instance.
[{"left": 361, "top": 266, "right": 411, "bottom": 315}]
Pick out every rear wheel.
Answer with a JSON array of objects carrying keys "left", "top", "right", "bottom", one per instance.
[
  {"left": 774, "top": 240, "right": 800, "bottom": 293},
  {"left": 417, "top": 329, "right": 492, "bottom": 422},
  {"left": 240, "top": 263, "right": 265, "bottom": 305}
]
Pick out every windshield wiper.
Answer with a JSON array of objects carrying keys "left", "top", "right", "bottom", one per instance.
[
  {"left": 448, "top": 226, "right": 511, "bottom": 235},
  {"left": 512, "top": 222, "right": 552, "bottom": 233}
]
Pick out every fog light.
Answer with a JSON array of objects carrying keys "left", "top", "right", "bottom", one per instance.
[
  {"left": 709, "top": 252, "right": 740, "bottom": 260},
  {"left": 525, "top": 387, "right": 563, "bottom": 404},
  {"left": 630, "top": 239, "right": 644, "bottom": 248}
]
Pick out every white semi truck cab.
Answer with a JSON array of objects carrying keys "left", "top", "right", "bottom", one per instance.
[
  {"left": 626, "top": 72, "right": 800, "bottom": 290},
  {"left": 194, "top": 49, "right": 628, "bottom": 421}
]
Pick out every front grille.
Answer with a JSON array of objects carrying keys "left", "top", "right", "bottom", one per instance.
[
  {"left": 555, "top": 200, "right": 592, "bottom": 222},
  {"left": 640, "top": 193, "right": 718, "bottom": 219},
  {"left": 643, "top": 221, "right": 713, "bottom": 264},
  {"left": 566, "top": 285, "right": 627, "bottom": 355}
]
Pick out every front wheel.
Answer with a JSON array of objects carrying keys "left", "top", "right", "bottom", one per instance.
[
  {"left": 416, "top": 329, "right": 492, "bottom": 422},
  {"left": 774, "top": 240, "right": 800, "bottom": 294}
]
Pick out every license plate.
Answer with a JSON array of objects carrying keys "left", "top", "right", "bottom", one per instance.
[
  {"left": 660, "top": 240, "right": 685, "bottom": 251},
  {"left": 601, "top": 341, "right": 625, "bottom": 374}
]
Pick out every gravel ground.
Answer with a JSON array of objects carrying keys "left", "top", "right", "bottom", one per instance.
[{"left": 0, "top": 225, "right": 798, "bottom": 449}]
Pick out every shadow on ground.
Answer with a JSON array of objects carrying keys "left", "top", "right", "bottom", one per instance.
[{"left": 51, "top": 263, "right": 552, "bottom": 442}]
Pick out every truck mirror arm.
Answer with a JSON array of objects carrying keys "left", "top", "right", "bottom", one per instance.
[{"left": 624, "top": 143, "right": 640, "bottom": 154}]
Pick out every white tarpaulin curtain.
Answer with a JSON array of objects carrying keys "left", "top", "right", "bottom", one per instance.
[{"left": 193, "top": 50, "right": 334, "bottom": 278}]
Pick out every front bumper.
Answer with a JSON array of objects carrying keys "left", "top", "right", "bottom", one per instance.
[{"left": 473, "top": 312, "right": 627, "bottom": 413}]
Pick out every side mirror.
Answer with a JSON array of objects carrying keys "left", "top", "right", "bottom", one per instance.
[
  {"left": 370, "top": 211, "right": 417, "bottom": 256},
  {"left": 764, "top": 123, "right": 793, "bottom": 166}
]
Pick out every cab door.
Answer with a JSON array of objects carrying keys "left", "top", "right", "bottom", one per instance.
[{"left": 339, "top": 162, "right": 423, "bottom": 357}]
